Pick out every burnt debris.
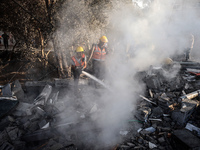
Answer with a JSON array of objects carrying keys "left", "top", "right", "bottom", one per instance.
[
  {"left": 1, "top": 61, "right": 200, "bottom": 149},
  {"left": 117, "top": 61, "right": 200, "bottom": 150}
]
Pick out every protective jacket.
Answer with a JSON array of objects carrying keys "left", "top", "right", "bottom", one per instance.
[
  {"left": 92, "top": 44, "right": 106, "bottom": 61},
  {"left": 71, "top": 54, "right": 86, "bottom": 67}
]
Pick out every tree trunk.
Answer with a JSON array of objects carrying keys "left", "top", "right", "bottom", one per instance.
[
  {"left": 52, "top": 33, "right": 69, "bottom": 78},
  {"left": 38, "top": 29, "right": 45, "bottom": 58},
  {"left": 38, "top": 28, "right": 47, "bottom": 68}
]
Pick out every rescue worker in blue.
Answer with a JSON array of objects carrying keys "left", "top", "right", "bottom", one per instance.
[
  {"left": 71, "top": 46, "right": 87, "bottom": 87},
  {"left": 90, "top": 36, "right": 108, "bottom": 80}
]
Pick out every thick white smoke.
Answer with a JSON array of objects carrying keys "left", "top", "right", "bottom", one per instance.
[
  {"left": 56, "top": 0, "right": 200, "bottom": 149},
  {"left": 94, "top": 0, "right": 200, "bottom": 147},
  {"left": 109, "top": 0, "right": 200, "bottom": 71}
]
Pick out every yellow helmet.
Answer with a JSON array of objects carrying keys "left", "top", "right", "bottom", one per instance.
[
  {"left": 76, "top": 46, "right": 84, "bottom": 52},
  {"left": 163, "top": 58, "right": 173, "bottom": 65},
  {"left": 100, "top": 36, "right": 108, "bottom": 43}
]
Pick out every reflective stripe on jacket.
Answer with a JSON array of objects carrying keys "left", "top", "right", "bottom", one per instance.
[
  {"left": 71, "top": 54, "right": 85, "bottom": 67},
  {"left": 92, "top": 44, "right": 106, "bottom": 61}
]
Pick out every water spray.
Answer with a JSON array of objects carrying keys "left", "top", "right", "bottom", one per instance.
[{"left": 82, "top": 71, "right": 112, "bottom": 91}]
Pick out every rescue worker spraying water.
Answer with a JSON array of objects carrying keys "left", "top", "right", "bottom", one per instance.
[
  {"left": 71, "top": 46, "right": 87, "bottom": 88},
  {"left": 71, "top": 45, "right": 110, "bottom": 91},
  {"left": 89, "top": 36, "right": 109, "bottom": 87}
]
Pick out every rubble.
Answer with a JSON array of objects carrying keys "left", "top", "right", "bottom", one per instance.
[
  {"left": 172, "top": 129, "right": 200, "bottom": 150},
  {"left": 34, "top": 84, "right": 52, "bottom": 105},
  {"left": 117, "top": 61, "right": 200, "bottom": 150},
  {"left": 2, "top": 83, "right": 13, "bottom": 97},
  {"left": 185, "top": 123, "right": 200, "bottom": 137},
  {"left": 1, "top": 60, "right": 200, "bottom": 149},
  {"left": 0, "top": 98, "right": 19, "bottom": 118},
  {"left": 171, "top": 98, "right": 199, "bottom": 126},
  {"left": 11, "top": 80, "right": 25, "bottom": 101}
]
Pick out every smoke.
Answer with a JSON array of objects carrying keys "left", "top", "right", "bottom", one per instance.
[
  {"left": 93, "top": 0, "right": 200, "bottom": 147},
  {"left": 108, "top": 0, "right": 200, "bottom": 71},
  {"left": 54, "top": 0, "right": 200, "bottom": 149}
]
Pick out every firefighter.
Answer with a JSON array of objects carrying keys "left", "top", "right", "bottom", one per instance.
[
  {"left": 90, "top": 36, "right": 108, "bottom": 81},
  {"left": 71, "top": 46, "right": 87, "bottom": 88},
  {"left": 162, "top": 57, "right": 174, "bottom": 70},
  {"left": 185, "top": 34, "right": 194, "bottom": 61}
]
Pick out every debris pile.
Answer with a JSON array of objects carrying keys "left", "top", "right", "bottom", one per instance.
[
  {"left": 117, "top": 62, "right": 200, "bottom": 150},
  {"left": 0, "top": 79, "right": 89, "bottom": 150},
  {"left": 1, "top": 61, "right": 200, "bottom": 149}
]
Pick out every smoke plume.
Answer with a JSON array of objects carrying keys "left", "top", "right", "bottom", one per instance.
[{"left": 56, "top": 0, "right": 200, "bottom": 149}]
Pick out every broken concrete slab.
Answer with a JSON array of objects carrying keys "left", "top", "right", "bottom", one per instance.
[
  {"left": 38, "top": 119, "right": 47, "bottom": 129},
  {"left": 172, "top": 129, "right": 200, "bottom": 150},
  {"left": 46, "top": 91, "right": 59, "bottom": 104},
  {"left": 150, "top": 106, "right": 164, "bottom": 118},
  {"left": 185, "top": 123, "right": 200, "bottom": 137},
  {"left": 149, "top": 141, "right": 157, "bottom": 149},
  {"left": 171, "top": 98, "right": 199, "bottom": 126},
  {"left": 43, "top": 104, "right": 60, "bottom": 117},
  {"left": 54, "top": 78, "right": 73, "bottom": 87},
  {"left": 11, "top": 80, "right": 25, "bottom": 101},
  {"left": 2, "top": 83, "right": 12, "bottom": 97},
  {"left": 6, "top": 126, "right": 23, "bottom": 141},
  {"left": 29, "top": 106, "right": 46, "bottom": 121},
  {"left": 144, "top": 74, "right": 163, "bottom": 90},
  {"left": 0, "top": 116, "right": 14, "bottom": 131},
  {"left": 34, "top": 85, "right": 52, "bottom": 105}
]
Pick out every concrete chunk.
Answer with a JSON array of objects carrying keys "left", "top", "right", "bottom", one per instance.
[
  {"left": 172, "top": 129, "right": 200, "bottom": 150},
  {"left": 38, "top": 119, "right": 47, "bottom": 129},
  {"left": 34, "top": 85, "right": 52, "bottom": 105},
  {"left": 54, "top": 78, "right": 71, "bottom": 87},
  {"left": 2, "top": 83, "right": 12, "bottom": 97},
  {"left": 0, "top": 116, "right": 14, "bottom": 131},
  {"left": 171, "top": 99, "right": 198, "bottom": 126},
  {"left": 11, "top": 80, "right": 24, "bottom": 101},
  {"left": 185, "top": 123, "right": 200, "bottom": 137},
  {"left": 47, "top": 91, "right": 59, "bottom": 104},
  {"left": 6, "top": 127, "right": 23, "bottom": 141}
]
